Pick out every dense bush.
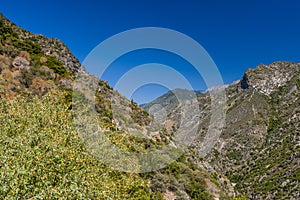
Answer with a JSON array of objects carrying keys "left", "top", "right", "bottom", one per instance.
[
  {"left": 45, "top": 55, "right": 68, "bottom": 77},
  {"left": 30, "top": 54, "right": 68, "bottom": 77},
  {"left": 147, "top": 155, "right": 212, "bottom": 200},
  {"left": 0, "top": 92, "right": 155, "bottom": 199},
  {"left": 0, "top": 21, "right": 41, "bottom": 55},
  {"left": 13, "top": 39, "right": 42, "bottom": 55}
]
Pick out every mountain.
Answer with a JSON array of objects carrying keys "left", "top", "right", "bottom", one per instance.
[
  {"left": 2, "top": 12, "right": 299, "bottom": 199},
  {"left": 143, "top": 62, "right": 300, "bottom": 199},
  {"left": 214, "top": 62, "right": 300, "bottom": 199},
  {"left": 0, "top": 13, "right": 233, "bottom": 199}
]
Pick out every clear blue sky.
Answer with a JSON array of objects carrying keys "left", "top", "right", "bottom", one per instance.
[{"left": 1, "top": 0, "right": 300, "bottom": 103}]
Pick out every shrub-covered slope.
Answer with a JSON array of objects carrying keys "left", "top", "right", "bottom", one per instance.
[
  {"left": 0, "top": 92, "right": 153, "bottom": 199},
  {"left": 0, "top": 13, "right": 230, "bottom": 199},
  {"left": 144, "top": 62, "right": 300, "bottom": 199}
]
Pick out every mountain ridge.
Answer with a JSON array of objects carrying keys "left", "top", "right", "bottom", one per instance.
[
  {"left": 144, "top": 61, "right": 300, "bottom": 199},
  {"left": 0, "top": 13, "right": 233, "bottom": 199},
  {"left": 1, "top": 12, "right": 299, "bottom": 199}
]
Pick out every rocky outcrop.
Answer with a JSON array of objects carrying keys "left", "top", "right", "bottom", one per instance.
[
  {"left": 36, "top": 37, "right": 84, "bottom": 74},
  {"left": 240, "top": 62, "right": 300, "bottom": 95},
  {"left": 12, "top": 56, "right": 30, "bottom": 70},
  {"left": 0, "top": 13, "right": 84, "bottom": 74}
]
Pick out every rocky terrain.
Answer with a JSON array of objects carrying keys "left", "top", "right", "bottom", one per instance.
[
  {"left": 0, "top": 13, "right": 233, "bottom": 199},
  {"left": 143, "top": 61, "right": 300, "bottom": 199},
  {"left": 1, "top": 12, "right": 299, "bottom": 199},
  {"left": 217, "top": 62, "right": 300, "bottom": 199}
]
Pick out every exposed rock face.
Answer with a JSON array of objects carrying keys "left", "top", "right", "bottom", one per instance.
[
  {"left": 37, "top": 37, "right": 84, "bottom": 73},
  {"left": 58, "top": 78, "right": 72, "bottom": 88},
  {"left": 240, "top": 62, "right": 300, "bottom": 94},
  {"left": 12, "top": 56, "right": 30, "bottom": 70}
]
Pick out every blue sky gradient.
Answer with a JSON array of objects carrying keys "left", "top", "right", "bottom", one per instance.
[{"left": 1, "top": 0, "right": 300, "bottom": 103}]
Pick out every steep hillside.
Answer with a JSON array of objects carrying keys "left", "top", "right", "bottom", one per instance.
[
  {"left": 144, "top": 62, "right": 300, "bottom": 199},
  {"left": 215, "top": 62, "right": 300, "bottom": 199},
  {"left": 0, "top": 92, "right": 152, "bottom": 199},
  {"left": 0, "top": 13, "right": 231, "bottom": 199}
]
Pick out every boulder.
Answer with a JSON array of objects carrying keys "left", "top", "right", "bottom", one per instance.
[{"left": 12, "top": 56, "right": 30, "bottom": 70}]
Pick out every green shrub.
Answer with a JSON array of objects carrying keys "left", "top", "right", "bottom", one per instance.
[
  {"left": 0, "top": 92, "right": 152, "bottom": 199},
  {"left": 13, "top": 39, "right": 42, "bottom": 55},
  {"left": 30, "top": 54, "right": 68, "bottom": 77},
  {"left": 17, "top": 68, "right": 35, "bottom": 88},
  {"left": 45, "top": 55, "right": 68, "bottom": 77},
  {"left": 186, "top": 181, "right": 210, "bottom": 200},
  {"left": 149, "top": 155, "right": 213, "bottom": 200}
]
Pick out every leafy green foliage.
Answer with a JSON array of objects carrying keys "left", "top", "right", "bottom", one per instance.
[
  {"left": 45, "top": 55, "right": 68, "bottom": 77},
  {"left": 14, "top": 39, "right": 42, "bottom": 55},
  {"left": 30, "top": 54, "right": 68, "bottom": 77},
  {"left": 0, "top": 20, "right": 41, "bottom": 56},
  {"left": 0, "top": 92, "right": 154, "bottom": 199},
  {"left": 147, "top": 155, "right": 212, "bottom": 200}
]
